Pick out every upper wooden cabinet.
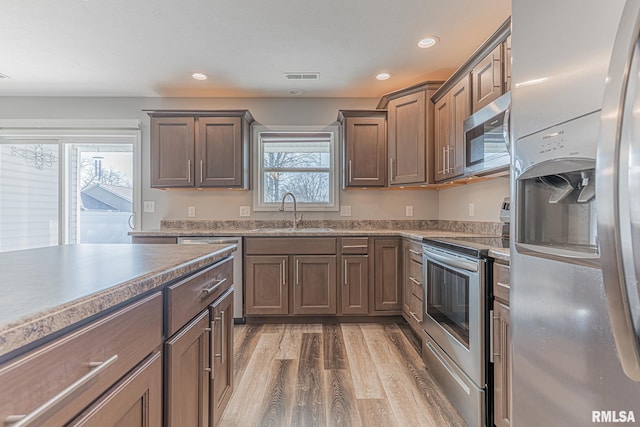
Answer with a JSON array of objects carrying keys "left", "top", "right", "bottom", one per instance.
[
  {"left": 148, "top": 110, "right": 253, "bottom": 189},
  {"left": 434, "top": 75, "right": 471, "bottom": 182},
  {"left": 471, "top": 44, "right": 503, "bottom": 112},
  {"left": 382, "top": 83, "right": 441, "bottom": 186},
  {"left": 503, "top": 35, "right": 512, "bottom": 92},
  {"left": 338, "top": 110, "right": 387, "bottom": 188}
]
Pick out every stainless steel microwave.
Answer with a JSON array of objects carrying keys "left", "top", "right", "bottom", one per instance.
[{"left": 463, "top": 92, "right": 511, "bottom": 176}]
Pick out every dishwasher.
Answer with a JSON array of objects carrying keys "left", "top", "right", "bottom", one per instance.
[{"left": 177, "top": 237, "right": 244, "bottom": 322}]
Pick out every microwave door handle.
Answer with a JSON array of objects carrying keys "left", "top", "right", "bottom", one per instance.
[{"left": 597, "top": 0, "right": 640, "bottom": 382}]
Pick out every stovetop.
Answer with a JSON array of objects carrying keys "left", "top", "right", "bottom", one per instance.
[{"left": 423, "top": 236, "right": 509, "bottom": 258}]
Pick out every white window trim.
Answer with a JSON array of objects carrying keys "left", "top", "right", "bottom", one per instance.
[
  {"left": 0, "top": 120, "right": 142, "bottom": 241},
  {"left": 252, "top": 125, "right": 340, "bottom": 212}
]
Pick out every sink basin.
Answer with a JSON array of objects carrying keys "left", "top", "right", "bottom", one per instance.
[{"left": 250, "top": 227, "right": 333, "bottom": 233}]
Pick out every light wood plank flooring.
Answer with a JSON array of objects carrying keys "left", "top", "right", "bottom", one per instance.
[{"left": 220, "top": 323, "right": 467, "bottom": 427}]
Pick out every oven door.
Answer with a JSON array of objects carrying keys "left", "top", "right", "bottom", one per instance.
[{"left": 422, "top": 245, "right": 485, "bottom": 387}]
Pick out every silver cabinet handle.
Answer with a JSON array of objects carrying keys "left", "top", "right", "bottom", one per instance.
[
  {"left": 295, "top": 259, "right": 300, "bottom": 286},
  {"left": 281, "top": 259, "right": 286, "bottom": 287},
  {"left": 409, "top": 311, "right": 421, "bottom": 323},
  {"left": 202, "top": 278, "right": 227, "bottom": 298},
  {"left": 209, "top": 320, "right": 215, "bottom": 379},
  {"left": 389, "top": 158, "right": 394, "bottom": 182},
  {"left": 489, "top": 309, "right": 497, "bottom": 363},
  {"left": 200, "top": 160, "right": 204, "bottom": 184},
  {"left": 348, "top": 160, "right": 353, "bottom": 184},
  {"left": 344, "top": 259, "right": 348, "bottom": 286},
  {"left": 409, "top": 276, "right": 421, "bottom": 286},
  {"left": 597, "top": 0, "right": 640, "bottom": 382},
  {"left": 446, "top": 146, "right": 451, "bottom": 173},
  {"left": 442, "top": 146, "right": 446, "bottom": 174},
  {"left": 220, "top": 310, "right": 225, "bottom": 365},
  {"left": 408, "top": 248, "right": 421, "bottom": 256},
  {"left": 342, "top": 245, "right": 368, "bottom": 249},
  {"left": 187, "top": 160, "right": 192, "bottom": 183},
  {"left": 5, "top": 355, "right": 119, "bottom": 427}
]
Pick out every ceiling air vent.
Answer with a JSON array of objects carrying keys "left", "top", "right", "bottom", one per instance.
[{"left": 284, "top": 72, "right": 320, "bottom": 80}]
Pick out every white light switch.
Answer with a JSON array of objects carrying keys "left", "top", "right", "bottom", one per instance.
[
  {"left": 340, "top": 205, "right": 352, "bottom": 217},
  {"left": 188, "top": 206, "right": 196, "bottom": 217},
  {"left": 143, "top": 201, "right": 155, "bottom": 213},
  {"left": 468, "top": 203, "right": 475, "bottom": 217},
  {"left": 405, "top": 205, "right": 414, "bottom": 217},
  {"left": 239, "top": 206, "right": 251, "bottom": 217}
]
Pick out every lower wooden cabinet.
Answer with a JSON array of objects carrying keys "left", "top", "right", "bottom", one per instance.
[
  {"left": 245, "top": 255, "right": 288, "bottom": 315},
  {"left": 493, "top": 261, "right": 511, "bottom": 427},
  {"left": 69, "top": 351, "right": 163, "bottom": 426},
  {"left": 373, "top": 238, "right": 402, "bottom": 312},
  {"left": 341, "top": 255, "right": 369, "bottom": 314},
  {"left": 293, "top": 255, "right": 337, "bottom": 315},
  {"left": 402, "top": 238, "right": 425, "bottom": 336},
  {"left": 210, "top": 290, "right": 234, "bottom": 427},
  {"left": 165, "top": 310, "right": 211, "bottom": 427}
]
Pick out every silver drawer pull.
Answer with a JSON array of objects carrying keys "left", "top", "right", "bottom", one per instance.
[
  {"left": 409, "top": 276, "right": 422, "bottom": 286},
  {"left": 5, "top": 354, "right": 119, "bottom": 427},
  {"left": 342, "top": 245, "right": 368, "bottom": 249},
  {"left": 210, "top": 319, "right": 216, "bottom": 379},
  {"left": 202, "top": 278, "right": 227, "bottom": 297},
  {"left": 409, "top": 311, "right": 421, "bottom": 323},
  {"left": 408, "top": 248, "right": 421, "bottom": 256}
]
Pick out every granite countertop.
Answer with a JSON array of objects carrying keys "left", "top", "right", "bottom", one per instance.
[
  {"left": 489, "top": 247, "right": 510, "bottom": 262},
  {"left": 0, "top": 243, "right": 236, "bottom": 360}
]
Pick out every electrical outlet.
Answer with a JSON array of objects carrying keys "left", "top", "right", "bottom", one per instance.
[
  {"left": 405, "top": 205, "right": 414, "bottom": 217},
  {"left": 340, "top": 205, "right": 352, "bottom": 217},
  {"left": 188, "top": 206, "right": 196, "bottom": 217},
  {"left": 469, "top": 203, "right": 475, "bottom": 217},
  {"left": 239, "top": 206, "right": 251, "bottom": 217},
  {"left": 143, "top": 201, "right": 155, "bottom": 213}
]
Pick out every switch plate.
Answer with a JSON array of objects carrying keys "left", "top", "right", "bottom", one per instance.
[
  {"left": 405, "top": 205, "right": 414, "bottom": 217},
  {"left": 340, "top": 205, "right": 352, "bottom": 217},
  {"left": 468, "top": 203, "right": 475, "bottom": 217},
  {"left": 239, "top": 206, "right": 251, "bottom": 217},
  {"left": 188, "top": 206, "right": 196, "bottom": 217},
  {"left": 143, "top": 201, "right": 155, "bottom": 213}
]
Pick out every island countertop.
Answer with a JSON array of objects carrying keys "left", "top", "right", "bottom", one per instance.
[{"left": 0, "top": 243, "right": 236, "bottom": 360}]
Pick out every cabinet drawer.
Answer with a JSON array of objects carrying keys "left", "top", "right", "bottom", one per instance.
[
  {"left": 493, "top": 262, "right": 510, "bottom": 304},
  {"left": 341, "top": 237, "right": 369, "bottom": 254},
  {"left": 408, "top": 294, "right": 423, "bottom": 323},
  {"left": 409, "top": 277, "right": 423, "bottom": 302},
  {"left": 165, "top": 256, "right": 233, "bottom": 337},
  {"left": 245, "top": 237, "right": 337, "bottom": 255},
  {"left": 0, "top": 292, "right": 162, "bottom": 426},
  {"left": 405, "top": 239, "right": 423, "bottom": 263}
]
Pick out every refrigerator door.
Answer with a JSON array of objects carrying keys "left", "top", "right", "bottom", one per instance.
[{"left": 598, "top": 0, "right": 640, "bottom": 381}]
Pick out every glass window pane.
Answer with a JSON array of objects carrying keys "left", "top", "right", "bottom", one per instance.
[
  {"left": 72, "top": 145, "right": 133, "bottom": 244},
  {"left": 0, "top": 143, "right": 59, "bottom": 252},
  {"left": 263, "top": 172, "right": 330, "bottom": 203},
  {"left": 263, "top": 141, "right": 330, "bottom": 169}
]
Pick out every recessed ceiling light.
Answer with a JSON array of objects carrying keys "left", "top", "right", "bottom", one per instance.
[
  {"left": 418, "top": 36, "right": 439, "bottom": 48},
  {"left": 191, "top": 72, "right": 208, "bottom": 80},
  {"left": 376, "top": 73, "right": 391, "bottom": 80},
  {"left": 289, "top": 88, "right": 305, "bottom": 96}
]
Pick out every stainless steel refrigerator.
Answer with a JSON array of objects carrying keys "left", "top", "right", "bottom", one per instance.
[{"left": 511, "top": 0, "right": 640, "bottom": 425}]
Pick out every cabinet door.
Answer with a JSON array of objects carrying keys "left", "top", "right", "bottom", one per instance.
[
  {"left": 341, "top": 255, "right": 369, "bottom": 315},
  {"left": 434, "top": 95, "right": 450, "bottom": 182},
  {"left": 198, "top": 117, "right": 243, "bottom": 188},
  {"left": 471, "top": 45, "right": 503, "bottom": 112},
  {"left": 165, "top": 310, "right": 210, "bottom": 427},
  {"left": 210, "top": 290, "right": 234, "bottom": 427},
  {"left": 150, "top": 117, "right": 195, "bottom": 187},
  {"left": 503, "top": 35, "right": 512, "bottom": 92},
  {"left": 373, "top": 239, "right": 402, "bottom": 311},
  {"left": 494, "top": 301, "right": 511, "bottom": 427},
  {"left": 344, "top": 117, "right": 387, "bottom": 187},
  {"left": 68, "top": 352, "right": 162, "bottom": 427},
  {"left": 245, "top": 255, "right": 289, "bottom": 315},
  {"left": 293, "top": 255, "right": 337, "bottom": 315},
  {"left": 449, "top": 75, "right": 471, "bottom": 178},
  {"left": 388, "top": 91, "right": 426, "bottom": 185}
]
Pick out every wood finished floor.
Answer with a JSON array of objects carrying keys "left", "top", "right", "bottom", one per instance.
[{"left": 219, "top": 323, "right": 467, "bottom": 427}]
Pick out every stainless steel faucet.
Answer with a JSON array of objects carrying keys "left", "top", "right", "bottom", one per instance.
[{"left": 279, "top": 192, "right": 302, "bottom": 228}]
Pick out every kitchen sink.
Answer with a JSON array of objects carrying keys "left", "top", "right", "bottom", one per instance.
[{"left": 249, "top": 227, "right": 333, "bottom": 233}]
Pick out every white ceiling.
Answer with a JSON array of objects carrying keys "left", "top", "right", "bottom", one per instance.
[{"left": 1, "top": 0, "right": 511, "bottom": 98}]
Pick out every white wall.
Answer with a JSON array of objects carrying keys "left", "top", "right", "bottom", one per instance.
[
  {"left": 437, "top": 177, "right": 510, "bottom": 222},
  {"left": 0, "top": 97, "right": 440, "bottom": 228}
]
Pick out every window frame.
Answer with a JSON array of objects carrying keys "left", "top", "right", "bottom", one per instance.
[
  {"left": 252, "top": 125, "right": 340, "bottom": 212},
  {"left": 0, "top": 120, "right": 141, "bottom": 246}
]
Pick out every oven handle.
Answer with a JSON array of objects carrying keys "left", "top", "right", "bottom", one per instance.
[{"left": 423, "top": 249, "right": 478, "bottom": 272}]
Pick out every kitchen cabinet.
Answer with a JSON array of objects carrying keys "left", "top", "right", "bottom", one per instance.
[
  {"left": 503, "top": 35, "right": 512, "bottom": 92},
  {"left": 209, "top": 289, "right": 234, "bottom": 427},
  {"left": 340, "top": 237, "right": 370, "bottom": 315},
  {"left": 338, "top": 110, "right": 387, "bottom": 188},
  {"left": 402, "top": 239, "right": 425, "bottom": 337},
  {"left": 383, "top": 83, "right": 441, "bottom": 186},
  {"left": 373, "top": 238, "right": 402, "bottom": 312},
  {"left": 0, "top": 293, "right": 163, "bottom": 426},
  {"left": 471, "top": 45, "right": 503, "bottom": 112},
  {"left": 244, "top": 237, "right": 338, "bottom": 316},
  {"left": 148, "top": 110, "right": 253, "bottom": 189},
  {"left": 493, "top": 261, "right": 511, "bottom": 427}
]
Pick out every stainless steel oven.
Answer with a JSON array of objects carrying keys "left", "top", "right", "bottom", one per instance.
[{"left": 422, "top": 238, "right": 489, "bottom": 427}]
